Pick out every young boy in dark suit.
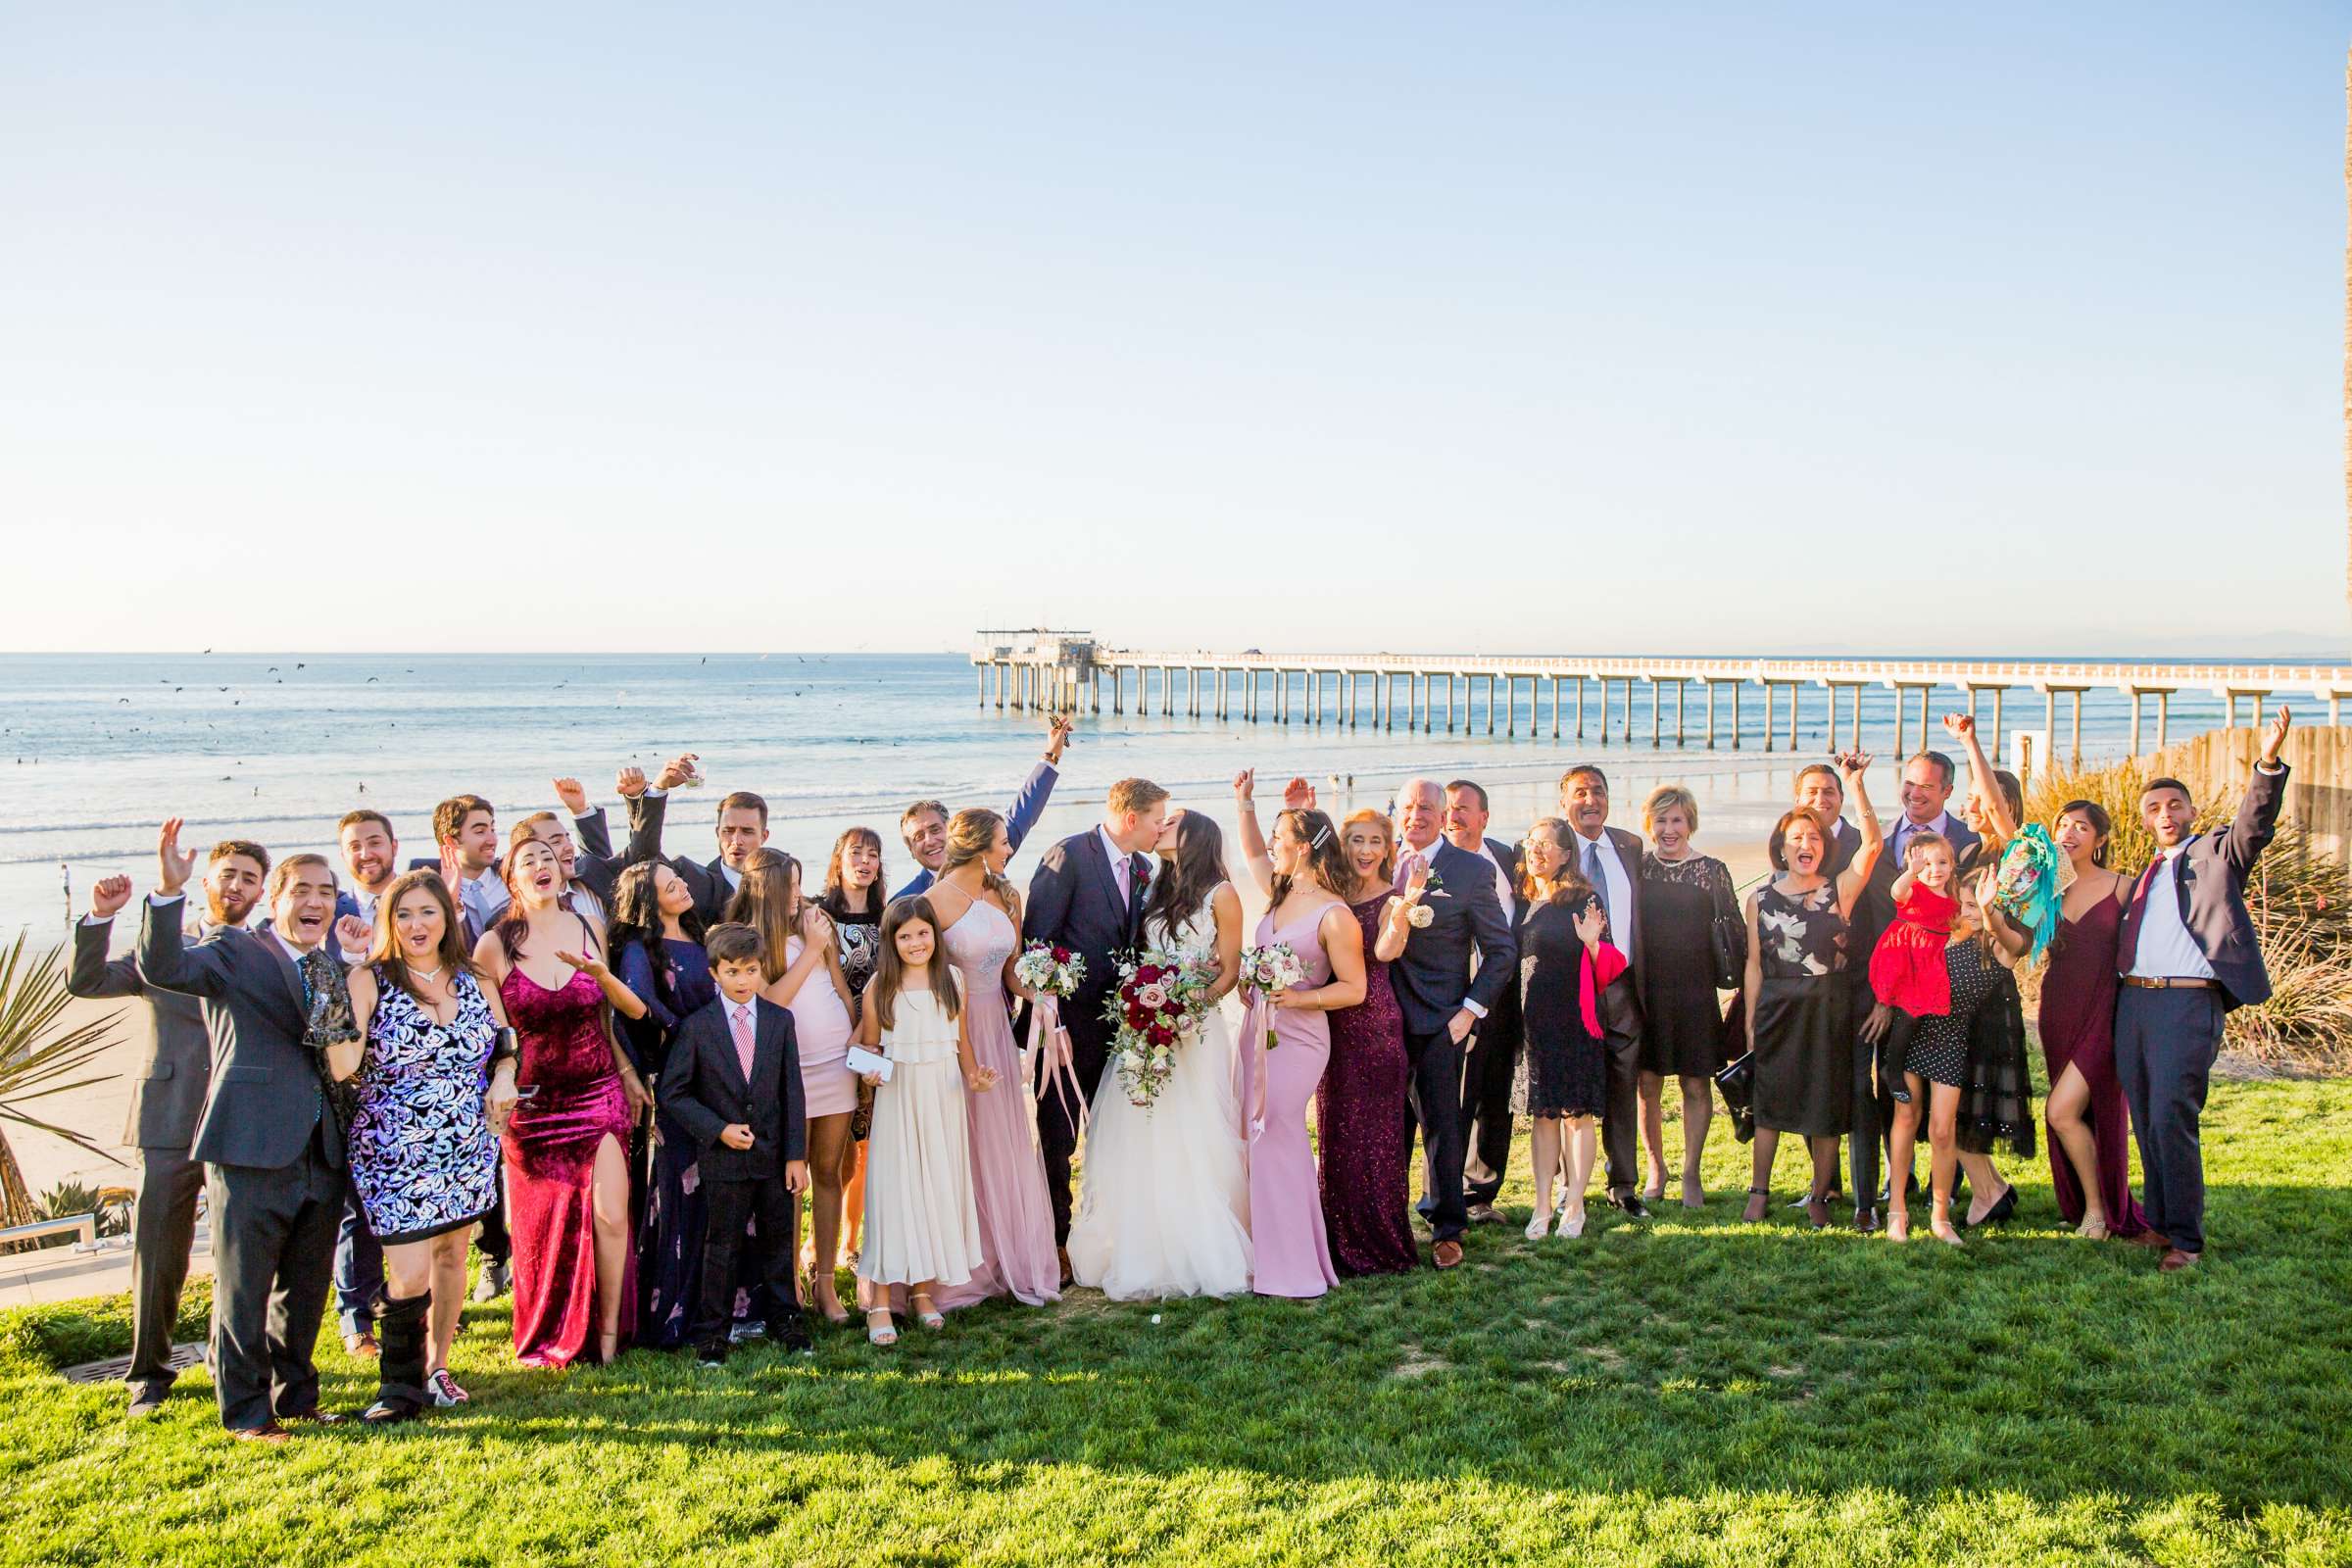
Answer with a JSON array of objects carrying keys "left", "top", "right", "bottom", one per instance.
[{"left": 660, "top": 922, "right": 812, "bottom": 1361}]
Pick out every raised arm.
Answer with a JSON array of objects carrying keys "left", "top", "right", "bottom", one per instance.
[
  {"left": 68, "top": 877, "right": 142, "bottom": 1000},
  {"left": 555, "top": 776, "right": 617, "bottom": 863},
  {"left": 136, "top": 821, "right": 230, "bottom": 997},
  {"left": 1833, "top": 755, "right": 1885, "bottom": 920},
  {"left": 1942, "top": 713, "right": 2017, "bottom": 845},
  {"left": 1230, "top": 771, "right": 1275, "bottom": 896},
  {"left": 2228, "top": 708, "right": 2293, "bottom": 874},
  {"left": 1003, "top": 717, "right": 1070, "bottom": 856}
]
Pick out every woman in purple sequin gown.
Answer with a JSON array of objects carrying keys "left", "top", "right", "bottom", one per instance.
[{"left": 1324, "top": 809, "right": 1420, "bottom": 1275}]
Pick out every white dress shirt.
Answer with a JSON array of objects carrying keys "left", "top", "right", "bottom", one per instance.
[
  {"left": 1889, "top": 809, "right": 1955, "bottom": 868},
  {"left": 1099, "top": 825, "right": 1150, "bottom": 906},
  {"left": 1573, "top": 827, "right": 1634, "bottom": 947},
  {"left": 2128, "top": 846, "right": 2217, "bottom": 982}
]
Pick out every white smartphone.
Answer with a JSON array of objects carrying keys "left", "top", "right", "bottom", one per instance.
[{"left": 844, "top": 1046, "right": 894, "bottom": 1082}]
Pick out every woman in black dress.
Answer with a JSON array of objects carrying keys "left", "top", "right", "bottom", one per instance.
[
  {"left": 818, "top": 827, "right": 888, "bottom": 1276},
  {"left": 1741, "top": 755, "right": 1882, "bottom": 1228},
  {"left": 1515, "top": 818, "right": 1621, "bottom": 1241},
  {"left": 1635, "top": 784, "right": 1740, "bottom": 1210},
  {"left": 610, "top": 861, "right": 713, "bottom": 1348}
]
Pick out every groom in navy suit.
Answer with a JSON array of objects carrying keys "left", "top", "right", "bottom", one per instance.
[
  {"left": 1388, "top": 778, "right": 1516, "bottom": 1268},
  {"left": 1022, "top": 777, "right": 1172, "bottom": 1279}
]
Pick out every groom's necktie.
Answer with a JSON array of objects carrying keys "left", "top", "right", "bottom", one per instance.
[
  {"left": 1125, "top": 853, "right": 1151, "bottom": 945},
  {"left": 1584, "top": 839, "right": 1612, "bottom": 937}
]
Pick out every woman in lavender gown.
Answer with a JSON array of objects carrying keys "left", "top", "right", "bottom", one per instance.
[
  {"left": 906, "top": 809, "right": 1060, "bottom": 1309},
  {"left": 1234, "top": 805, "right": 1366, "bottom": 1298}
]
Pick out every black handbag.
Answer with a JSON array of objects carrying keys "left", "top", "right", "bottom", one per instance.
[
  {"left": 1708, "top": 863, "right": 1747, "bottom": 990},
  {"left": 1713, "top": 989, "right": 1756, "bottom": 1144}
]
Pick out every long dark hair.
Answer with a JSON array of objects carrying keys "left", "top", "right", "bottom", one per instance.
[
  {"left": 368, "top": 870, "right": 483, "bottom": 1002},
  {"left": 491, "top": 839, "right": 573, "bottom": 966},
  {"left": 870, "top": 896, "right": 961, "bottom": 1032},
  {"left": 1142, "top": 809, "right": 1227, "bottom": 944},
  {"left": 609, "top": 862, "right": 705, "bottom": 1016},
  {"left": 2056, "top": 799, "right": 2113, "bottom": 868},
  {"left": 1270, "top": 808, "right": 1351, "bottom": 911},
  {"left": 819, "top": 826, "right": 886, "bottom": 922}
]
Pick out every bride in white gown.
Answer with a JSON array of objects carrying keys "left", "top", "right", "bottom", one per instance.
[{"left": 1067, "top": 808, "right": 1253, "bottom": 1300}]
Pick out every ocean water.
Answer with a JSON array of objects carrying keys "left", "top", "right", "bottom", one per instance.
[{"left": 0, "top": 651, "right": 2298, "bottom": 938}]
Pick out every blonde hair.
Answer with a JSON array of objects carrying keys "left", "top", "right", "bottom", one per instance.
[
  {"left": 1106, "top": 778, "right": 1169, "bottom": 815},
  {"left": 1642, "top": 785, "right": 1699, "bottom": 837},
  {"left": 939, "top": 808, "right": 1020, "bottom": 921},
  {"left": 1341, "top": 808, "right": 1396, "bottom": 884}
]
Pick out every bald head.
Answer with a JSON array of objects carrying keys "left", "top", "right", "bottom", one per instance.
[{"left": 1396, "top": 777, "right": 1445, "bottom": 853}]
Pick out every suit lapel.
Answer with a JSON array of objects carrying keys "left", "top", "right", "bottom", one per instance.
[
  {"left": 1081, "top": 832, "right": 1123, "bottom": 936},
  {"left": 751, "top": 1006, "right": 786, "bottom": 1100},
  {"left": 260, "top": 928, "right": 308, "bottom": 1021}
]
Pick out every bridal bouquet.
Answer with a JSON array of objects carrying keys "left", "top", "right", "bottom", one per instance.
[
  {"left": 1013, "top": 941, "right": 1087, "bottom": 999},
  {"left": 1102, "top": 950, "right": 1215, "bottom": 1109},
  {"left": 1238, "top": 941, "right": 1307, "bottom": 1050}
]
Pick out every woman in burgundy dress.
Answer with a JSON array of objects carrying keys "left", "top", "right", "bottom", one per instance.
[
  {"left": 1323, "top": 804, "right": 1419, "bottom": 1274},
  {"left": 474, "top": 839, "right": 654, "bottom": 1366},
  {"left": 2033, "top": 802, "right": 2146, "bottom": 1239}
]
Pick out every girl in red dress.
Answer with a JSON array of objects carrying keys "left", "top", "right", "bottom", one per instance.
[{"left": 1864, "top": 834, "right": 1962, "bottom": 1100}]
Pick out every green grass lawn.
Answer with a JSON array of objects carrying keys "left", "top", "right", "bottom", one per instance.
[{"left": 6, "top": 1077, "right": 2351, "bottom": 1567}]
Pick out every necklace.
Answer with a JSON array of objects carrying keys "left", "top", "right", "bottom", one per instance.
[{"left": 410, "top": 963, "right": 448, "bottom": 984}]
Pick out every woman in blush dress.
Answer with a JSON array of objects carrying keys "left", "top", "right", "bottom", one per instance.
[
  {"left": 2001, "top": 800, "right": 2144, "bottom": 1240},
  {"left": 728, "top": 849, "right": 858, "bottom": 1325},
  {"left": 331, "top": 869, "right": 516, "bottom": 1421},
  {"left": 609, "top": 861, "right": 713, "bottom": 1348},
  {"left": 1232, "top": 805, "right": 1366, "bottom": 1298},
  {"left": 906, "top": 809, "right": 1060, "bottom": 1309},
  {"left": 473, "top": 839, "right": 653, "bottom": 1367}
]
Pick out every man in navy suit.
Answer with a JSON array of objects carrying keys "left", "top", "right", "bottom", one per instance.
[
  {"left": 1559, "top": 766, "right": 1656, "bottom": 1218},
  {"left": 1022, "top": 777, "right": 1171, "bottom": 1277},
  {"left": 895, "top": 714, "right": 1072, "bottom": 898},
  {"left": 2117, "top": 709, "right": 2292, "bottom": 1272},
  {"left": 1389, "top": 778, "right": 1516, "bottom": 1268}
]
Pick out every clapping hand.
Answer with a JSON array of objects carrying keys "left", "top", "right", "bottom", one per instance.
[
  {"left": 2262, "top": 707, "right": 2293, "bottom": 767},
  {"left": 156, "top": 818, "right": 197, "bottom": 895},
  {"left": 552, "top": 776, "right": 590, "bottom": 816},
  {"left": 89, "top": 874, "right": 133, "bottom": 920},
  {"left": 333, "top": 913, "right": 372, "bottom": 956}
]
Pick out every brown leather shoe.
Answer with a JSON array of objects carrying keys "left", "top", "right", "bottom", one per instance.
[
  {"left": 1433, "top": 1240, "right": 1463, "bottom": 1269},
  {"left": 2130, "top": 1230, "right": 2174, "bottom": 1250},
  {"left": 2158, "top": 1249, "right": 2201, "bottom": 1272},
  {"left": 343, "top": 1332, "right": 379, "bottom": 1358},
  {"left": 1057, "top": 1247, "right": 1074, "bottom": 1289},
  {"left": 230, "top": 1423, "right": 290, "bottom": 1446}
]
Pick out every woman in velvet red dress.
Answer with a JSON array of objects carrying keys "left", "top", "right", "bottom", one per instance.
[
  {"left": 474, "top": 838, "right": 654, "bottom": 1366},
  {"left": 2033, "top": 802, "right": 2146, "bottom": 1240}
]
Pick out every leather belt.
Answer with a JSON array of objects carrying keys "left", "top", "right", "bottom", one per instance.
[{"left": 2122, "top": 976, "right": 2215, "bottom": 990}]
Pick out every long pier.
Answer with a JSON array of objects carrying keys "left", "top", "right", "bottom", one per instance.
[{"left": 971, "top": 630, "right": 2349, "bottom": 762}]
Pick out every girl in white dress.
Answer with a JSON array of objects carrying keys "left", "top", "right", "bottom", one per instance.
[
  {"left": 1067, "top": 809, "right": 1254, "bottom": 1300},
  {"left": 855, "top": 898, "right": 998, "bottom": 1345}
]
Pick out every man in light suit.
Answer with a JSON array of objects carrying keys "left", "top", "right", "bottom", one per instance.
[
  {"left": 2117, "top": 709, "right": 2292, "bottom": 1272},
  {"left": 896, "top": 714, "right": 1072, "bottom": 898},
  {"left": 137, "top": 825, "right": 355, "bottom": 1442},
  {"left": 1559, "top": 766, "right": 1653, "bottom": 1218},
  {"left": 1389, "top": 778, "right": 1517, "bottom": 1267},
  {"left": 68, "top": 842, "right": 265, "bottom": 1417}
]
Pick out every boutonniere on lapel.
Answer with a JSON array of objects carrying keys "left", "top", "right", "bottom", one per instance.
[{"left": 1407, "top": 868, "right": 1446, "bottom": 928}]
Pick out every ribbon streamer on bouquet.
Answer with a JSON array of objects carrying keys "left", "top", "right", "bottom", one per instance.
[
  {"left": 1027, "top": 994, "right": 1089, "bottom": 1145},
  {"left": 1236, "top": 990, "right": 1269, "bottom": 1144}
]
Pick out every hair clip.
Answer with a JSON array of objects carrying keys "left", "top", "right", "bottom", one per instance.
[{"left": 1310, "top": 825, "right": 1334, "bottom": 849}]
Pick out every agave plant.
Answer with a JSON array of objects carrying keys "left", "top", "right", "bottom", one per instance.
[{"left": 0, "top": 933, "right": 124, "bottom": 1233}]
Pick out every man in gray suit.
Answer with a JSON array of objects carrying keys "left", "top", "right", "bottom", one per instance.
[
  {"left": 68, "top": 841, "right": 267, "bottom": 1417},
  {"left": 137, "top": 823, "right": 357, "bottom": 1442},
  {"left": 2117, "top": 709, "right": 2292, "bottom": 1272}
]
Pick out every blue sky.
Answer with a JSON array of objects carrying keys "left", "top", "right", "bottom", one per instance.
[{"left": 3, "top": 4, "right": 2344, "bottom": 655}]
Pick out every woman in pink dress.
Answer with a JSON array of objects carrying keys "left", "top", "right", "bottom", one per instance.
[
  {"left": 473, "top": 839, "right": 653, "bottom": 1367},
  {"left": 728, "top": 849, "right": 859, "bottom": 1323},
  {"left": 1234, "top": 798, "right": 1367, "bottom": 1299},
  {"left": 904, "top": 808, "right": 1060, "bottom": 1310}
]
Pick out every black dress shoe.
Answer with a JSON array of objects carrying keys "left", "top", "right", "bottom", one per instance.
[
  {"left": 695, "top": 1340, "right": 731, "bottom": 1368},
  {"left": 774, "top": 1316, "right": 814, "bottom": 1355},
  {"left": 1610, "top": 1193, "right": 1650, "bottom": 1219},
  {"left": 362, "top": 1396, "right": 422, "bottom": 1426},
  {"left": 1970, "top": 1185, "right": 2018, "bottom": 1228},
  {"left": 126, "top": 1385, "right": 171, "bottom": 1419}
]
